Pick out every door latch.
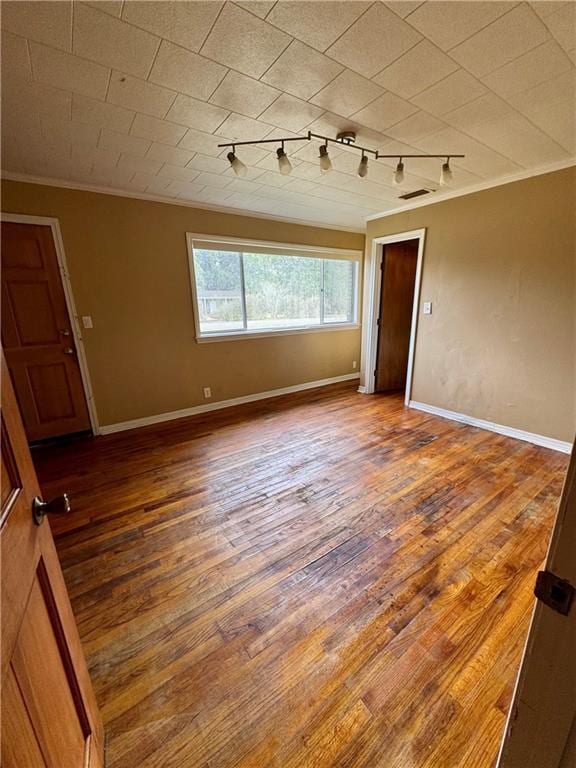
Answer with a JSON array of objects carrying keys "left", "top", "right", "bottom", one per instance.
[{"left": 534, "top": 570, "right": 574, "bottom": 616}]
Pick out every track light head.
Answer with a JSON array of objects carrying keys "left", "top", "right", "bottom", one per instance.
[
  {"left": 277, "top": 146, "right": 292, "bottom": 175},
  {"left": 319, "top": 144, "right": 332, "bottom": 173},
  {"left": 393, "top": 159, "right": 404, "bottom": 186},
  {"left": 227, "top": 151, "right": 247, "bottom": 177},
  {"left": 440, "top": 159, "right": 453, "bottom": 186},
  {"left": 357, "top": 154, "right": 368, "bottom": 178}
]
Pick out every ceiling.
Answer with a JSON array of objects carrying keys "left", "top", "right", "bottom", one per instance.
[{"left": 1, "top": 0, "right": 575, "bottom": 230}]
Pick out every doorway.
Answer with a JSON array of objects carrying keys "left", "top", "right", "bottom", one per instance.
[
  {"left": 375, "top": 239, "right": 419, "bottom": 394},
  {"left": 360, "top": 229, "right": 425, "bottom": 403},
  {"left": 1, "top": 216, "right": 97, "bottom": 442}
]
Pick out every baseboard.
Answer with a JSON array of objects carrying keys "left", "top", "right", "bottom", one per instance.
[
  {"left": 409, "top": 400, "right": 573, "bottom": 454},
  {"left": 357, "top": 385, "right": 368, "bottom": 394},
  {"left": 100, "top": 373, "right": 360, "bottom": 435}
]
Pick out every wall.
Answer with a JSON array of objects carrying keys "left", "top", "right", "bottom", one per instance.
[
  {"left": 1, "top": 180, "right": 364, "bottom": 427},
  {"left": 365, "top": 166, "right": 576, "bottom": 443}
]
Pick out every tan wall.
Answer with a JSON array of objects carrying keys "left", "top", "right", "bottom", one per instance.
[
  {"left": 1, "top": 180, "right": 364, "bottom": 426},
  {"left": 366, "top": 166, "right": 576, "bottom": 443}
]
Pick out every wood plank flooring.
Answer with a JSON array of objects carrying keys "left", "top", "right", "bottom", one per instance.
[{"left": 33, "top": 384, "right": 569, "bottom": 768}]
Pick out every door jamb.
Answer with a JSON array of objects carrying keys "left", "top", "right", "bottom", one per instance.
[
  {"left": 1, "top": 212, "right": 100, "bottom": 435},
  {"left": 360, "top": 228, "right": 426, "bottom": 405}
]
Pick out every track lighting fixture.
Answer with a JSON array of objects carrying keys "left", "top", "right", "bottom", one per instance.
[
  {"left": 217, "top": 132, "right": 464, "bottom": 191},
  {"left": 227, "top": 150, "right": 247, "bottom": 177},
  {"left": 319, "top": 144, "right": 332, "bottom": 173},
  {"left": 276, "top": 145, "right": 292, "bottom": 175},
  {"left": 393, "top": 160, "right": 405, "bottom": 186},
  {"left": 357, "top": 154, "right": 368, "bottom": 178},
  {"left": 440, "top": 159, "right": 453, "bottom": 186}
]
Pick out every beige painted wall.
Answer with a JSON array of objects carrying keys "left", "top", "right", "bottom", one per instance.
[
  {"left": 1, "top": 180, "right": 364, "bottom": 427},
  {"left": 366, "top": 166, "right": 576, "bottom": 443}
]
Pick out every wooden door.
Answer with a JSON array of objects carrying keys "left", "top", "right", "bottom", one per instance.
[
  {"left": 497, "top": 441, "right": 576, "bottom": 768},
  {"left": 375, "top": 240, "right": 418, "bottom": 393},
  {"left": 1, "top": 222, "right": 91, "bottom": 442},
  {"left": 1, "top": 354, "right": 103, "bottom": 767}
]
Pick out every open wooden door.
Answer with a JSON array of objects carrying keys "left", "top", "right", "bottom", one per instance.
[
  {"left": 497, "top": 442, "right": 576, "bottom": 767},
  {"left": 1, "top": 353, "right": 103, "bottom": 767}
]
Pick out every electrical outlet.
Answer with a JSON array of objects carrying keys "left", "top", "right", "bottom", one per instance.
[
  {"left": 82, "top": 315, "right": 93, "bottom": 329},
  {"left": 423, "top": 301, "right": 432, "bottom": 315},
  {"left": 203, "top": 387, "right": 212, "bottom": 399},
  {"left": 352, "top": 360, "right": 357, "bottom": 369}
]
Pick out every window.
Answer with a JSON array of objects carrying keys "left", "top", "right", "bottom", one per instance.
[{"left": 188, "top": 236, "right": 360, "bottom": 340}]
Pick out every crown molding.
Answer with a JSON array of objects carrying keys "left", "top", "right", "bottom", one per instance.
[
  {"left": 365, "top": 158, "right": 576, "bottom": 222},
  {"left": 0, "top": 171, "right": 366, "bottom": 235}
]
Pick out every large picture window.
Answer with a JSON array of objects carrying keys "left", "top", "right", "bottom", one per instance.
[{"left": 188, "top": 236, "right": 360, "bottom": 340}]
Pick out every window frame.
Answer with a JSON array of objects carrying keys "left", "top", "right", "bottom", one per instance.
[{"left": 186, "top": 233, "right": 363, "bottom": 343}]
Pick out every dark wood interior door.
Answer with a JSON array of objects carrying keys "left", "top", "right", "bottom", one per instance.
[
  {"left": 1, "top": 222, "right": 91, "bottom": 442},
  {"left": 375, "top": 240, "right": 418, "bottom": 393},
  {"left": 1, "top": 353, "right": 104, "bottom": 767}
]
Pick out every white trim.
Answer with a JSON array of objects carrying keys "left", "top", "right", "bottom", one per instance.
[
  {"left": 186, "top": 232, "right": 362, "bottom": 342},
  {"left": 357, "top": 385, "right": 368, "bottom": 394},
  {"left": 1, "top": 172, "right": 365, "bottom": 234},
  {"left": 0, "top": 212, "right": 100, "bottom": 435},
  {"left": 365, "top": 158, "right": 576, "bottom": 221},
  {"left": 409, "top": 400, "right": 573, "bottom": 454},
  {"left": 99, "top": 373, "right": 360, "bottom": 435},
  {"left": 360, "top": 228, "right": 426, "bottom": 406}
]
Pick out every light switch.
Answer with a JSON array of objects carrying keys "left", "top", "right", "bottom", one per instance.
[
  {"left": 423, "top": 302, "right": 432, "bottom": 315},
  {"left": 82, "top": 316, "right": 93, "bottom": 329}
]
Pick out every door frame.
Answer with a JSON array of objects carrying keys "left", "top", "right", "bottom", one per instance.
[
  {"left": 359, "top": 228, "right": 426, "bottom": 404},
  {"left": 1, "top": 212, "right": 100, "bottom": 436}
]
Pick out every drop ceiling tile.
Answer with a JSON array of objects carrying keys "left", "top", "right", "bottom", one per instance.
[
  {"left": 158, "top": 164, "right": 201, "bottom": 182},
  {"left": 91, "top": 164, "right": 136, "bottom": 186},
  {"left": 327, "top": 4, "right": 422, "bottom": 79},
  {"left": 523, "top": 99, "right": 575, "bottom": 152},
  {"left": 235, "top": 2, "right": 276, "bottom": 20},
  {"left": 261, "top": 41, "right": 343, "bottom": 101},
  {"left": 1, "top": 0, "right": 72, "bottom": 51},
  {"left": 373, "top": 40, "right": 458, "bottom": 98},
  {"left": 353, "top": 91, "right": 419, "bottom": 131},
  {"left": 122, "top": 1, "right": 223, "bottom": 52},
  {"left": 194, "top": 171, "right": 233, "bottom": 189},
  {"left": 384, "top": 111, "right": 447, "bottom": 142},
  {"left": 543, "top": 2, "right": 576, "bottom": 51},
  {"left": 310, "top": 70, "right": 384, "bottom": 118},
  {"left": 192, "top": 187, "right": 235, "bottom": 204},
  {"left": 146, "top": 142, "right": 195, "bottom": 166},
  {"left": 219, "top": 142, "right": 268, "bottom": 165},
  {"left": 72, "top": 94, "right": 134, "bottom": 133},
  {"left": 130, "top": 113, "right": 187, "bottom": 146},
  {"left": 266, "top": 1, "right": 371, "bottom": 52},
  {"left": 73, "top": 3, "right": 160, "bottom": 79},
  {"left": 254, "top": 169, "right": 293, "bottom": 187},
  {"left": 482, "top": 40, "right": 573, "bottom": 98},
  {"left": 384, "top": 2, "right": 425, "bottom": 19},
  {"left": 99, "top": 127, "right": 151, "bottom": 157},
  {"left": 415, "top": 127, "right": 523, "bottom": 177},
  {"left": 1, "top": 31, "right": 32, "bottom": 80},
  {"left": 216, "top": 113, "right": 275, "bottom": 141},
  {"left": 259, "top": 94, "right": 324, "bottom": 133},
  {"left": 530, "top": 2, "right": 568, "bottom": 19},
  {"left": 41, "top": 116, "right": 100, "bottom": 147},
  {"left": 200, "top": 3, "right": 290, "bottom": 79},
  {"left": 411, "top": 70, "right": 488, "bottom": 116},
  {"left": 167, "top": 179, "right": 207, "bottom": 198},
  {"left": 107, "top": 71, "right": 177, "bottom": 118},
  {"left": 406, "top": 1, "right": 513, "bottom": 50},
  {"left": 210, "top": 71, "right": 280, "bottom": 118},
  {"left": 71, "top": 143, "right": 120, "bottom": 166},
  {"left": 30, "top": 42, "right": 110, "bottom": 99},
  {"left": 509, "top": 69, "right": 576, "bottom": 112},
  {"left": 178, "top": 127, "right": 222, "bottom": 155},
  {"left": 187, "top": 154, "right": 229, "bottom": 174},
  {"left": 165, "top": 94, "right": 229, "bottom": 133},
  {"left": 149, "top": 40, "right": 227, "bottom": 101},
  {"left": 444, "top": 93, "right": 514, "bottom": 132},
  {"left": 225, "top": 178, "right": 264, "bottom": 195},
  {"left": 128, "top": 172, "right": 173, "bottom": 194},
  {"left": 450, "top": 5, "right": 549, "bottom": 77},
  {"left": 117, "top": 153, "right": 164, "bottom": 175},
  {"left": 85, "top": 1, "right": 124, "bottom": 17}
]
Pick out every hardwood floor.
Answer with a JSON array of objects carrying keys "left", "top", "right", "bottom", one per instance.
[{"left": 33, "top": 384, "right": 568, "bottom": 768}]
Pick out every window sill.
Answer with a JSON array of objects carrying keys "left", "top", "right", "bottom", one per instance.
[{"left": 196, "top": 323, "right": 361, "bottom": 343}]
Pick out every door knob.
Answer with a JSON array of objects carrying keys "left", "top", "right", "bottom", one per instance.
[
  {"left": 63, "top": 347, "right": 74, "bottom": 355},
  {"left": 60, "top": 329, "right": 71, "bottom": 336},
  {"left": 33, "top": 494, "right": 71, "bottom": 525}
]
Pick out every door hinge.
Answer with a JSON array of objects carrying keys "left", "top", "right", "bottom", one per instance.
[{"left": 534, "top": 570, "right": 575, "bottom": 616}]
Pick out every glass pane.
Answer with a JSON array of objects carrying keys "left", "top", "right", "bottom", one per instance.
[
  {"left": 323, "top": 259, "right": 356, "bottom": 324},
  {"left": 193, "top": 250, "right": 244, "bottom": 334},
  {"left": 243, "top": 253, "right": 321, "bottom": 330}
]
